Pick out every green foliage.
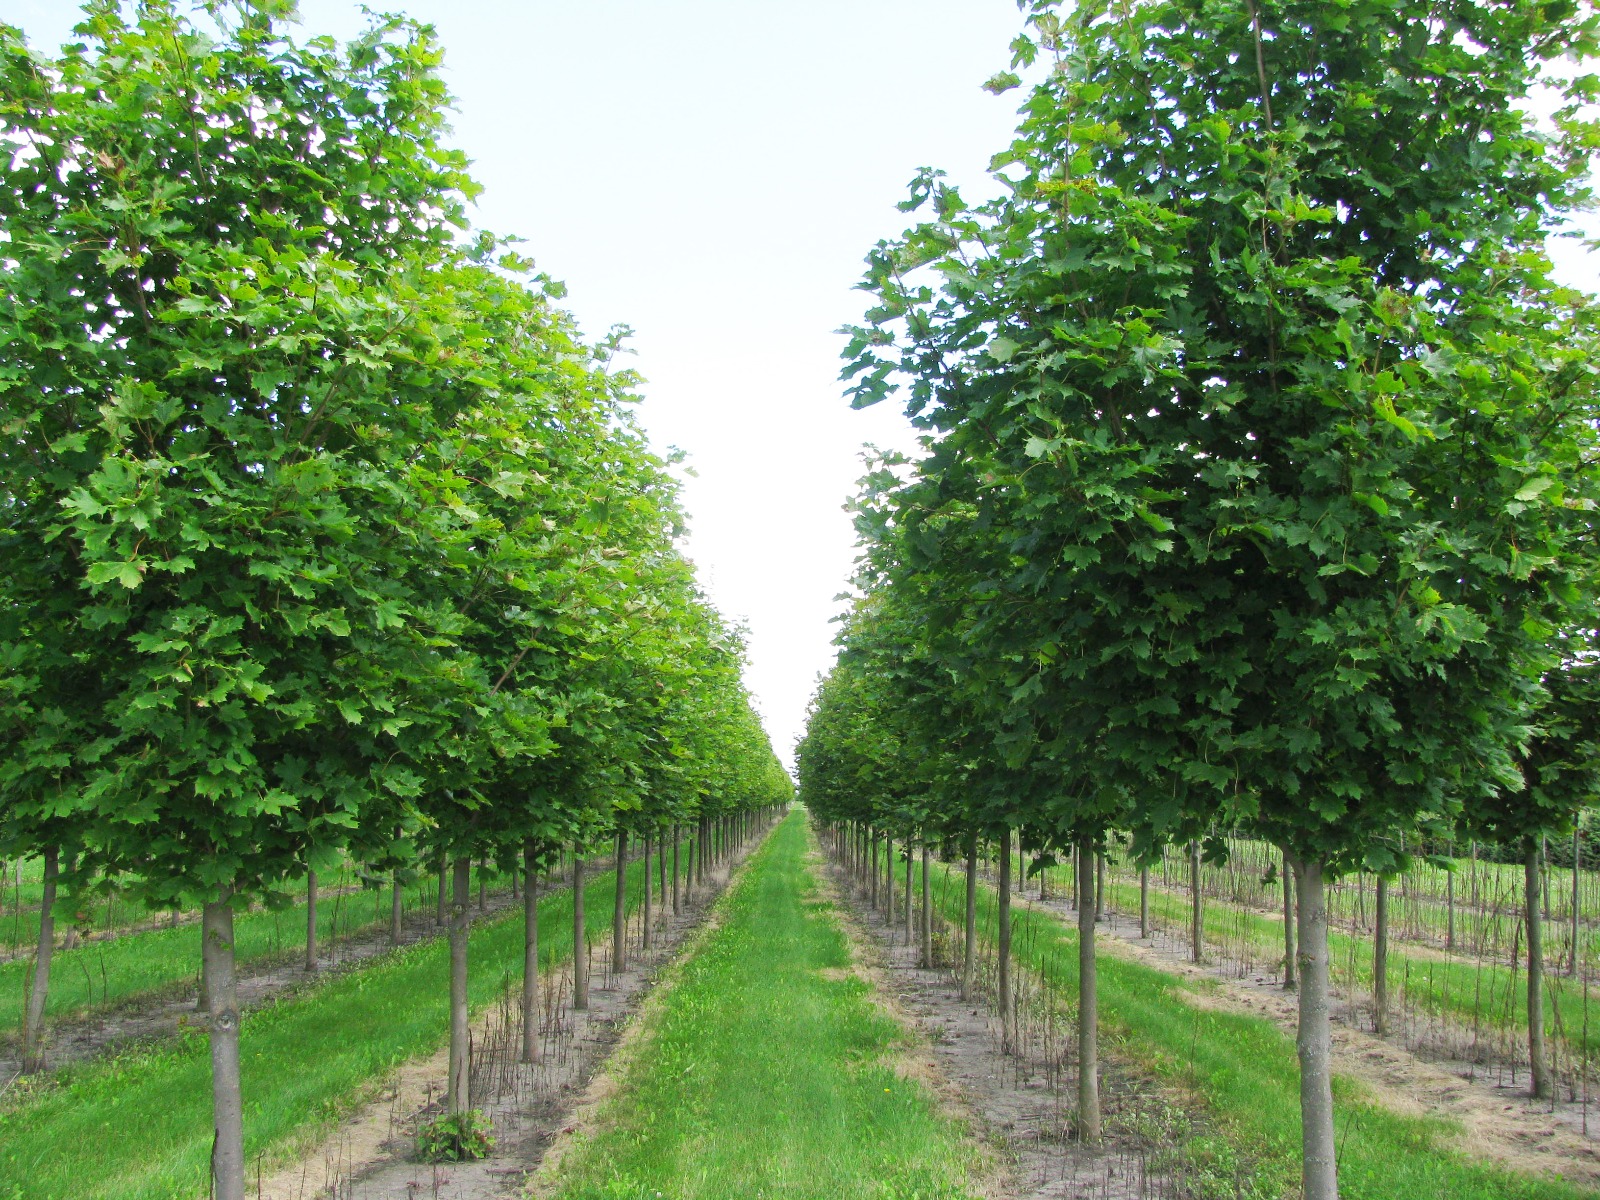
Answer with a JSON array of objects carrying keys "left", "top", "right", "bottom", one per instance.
[{"left": 415, "top": 1108, "right": 494, "bottom": 1163}]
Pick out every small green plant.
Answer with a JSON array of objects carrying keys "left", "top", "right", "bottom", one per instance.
[{"left": 415, "top": 1109, "right": 495, "bottom": 1163}]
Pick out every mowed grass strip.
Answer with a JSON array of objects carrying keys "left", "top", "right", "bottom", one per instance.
[
  {"left": 915, "top": 851, "right": 1594, "bottom": 1200},
  {"left": 547, "top": 810, "right": 982, "bottom": 1200},
  {"left": 0, "top": 859, "right": 647, "bottom": 1200}
]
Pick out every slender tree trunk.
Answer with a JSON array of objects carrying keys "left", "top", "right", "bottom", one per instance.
[
  {"left": 613, "top": 829, "right": 628, "bottom": 974},
  {"left": 1095, "top": 851, "right": 1106, "bottom": 920},
  {"left": 869, "top": 830, "right": 878, "bottom": 909},
  {"left": 573, "top": 855, "right": 588, "bottom": 1010},
  {"left": 672, "top": 824, "right": 681, "bottom": 915},
  {"left": 920, "top": 843, "right": 932, "bottom": 968},
  {"left": 1446, "top": 855, "right": 1456, "bottom": 953},
  {"left": 642, "top": 832, "right": 653, "bottom": 951},
  {"left": 1189, "top": 841, "right": 1203, "bottom": 963},
  {"left": 999, "top": 828, "right": 1013, "bottom": 1051},
  {"left": 1077, "top": 839, "right": 1100, "bottom": 1142},
  {"left": 657, "top": 826, "right": 667, "bottom": 918},
  {"left": 20, "top": 846, "right": 58, "bottom": 1074},
  {"left": 962, "top": 836, "right": 977, "bottom": 1001},
  {"left": 1374, "top": 875, "right": 1389, "bottom": 1036},
  {"left": 1282, "top": 851, "right": 1296, "bottom": 989},
  {"left": 1528, "top": 840, "right": 1549, "bottom": 1099},
  {"left": 522, "top": 842, "right": 539, "bottom": 1064},
  {"left": 436, "top": 856, "right": 447, "bottom": 926},
  {"left": 390, "top": 869, "right": 404, "bottom": 945},
  {"left": 1139, "top": 865, "right": 1150, "bottom": 939},
  {"left": 1574, "top": 823, "right": 1582, "bottom": 974},
  {"left": 204, "top": 894, "right": 245, "bottom": 1200},
  {"left": 904, "top": 845, "right": 913, "bottom": 943},
  {"left": 448, "top": 858, "right": 471, "bottom": 1113},
  {"left": 305, "top": 868, "right": 318, "bottom": 973},
  {"left": 1294, "top": 857, "right": 1338, "bottom": 1200}
]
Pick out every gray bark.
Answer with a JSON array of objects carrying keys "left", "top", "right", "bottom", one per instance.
[
  {"left": 642, "top": 832, "right": 653, "bottom": 951},
  {"left": 204, "top": 896, "right": 245, "bottom": 1200},
  {"left": 20, "top": 846, "right": 58, "bottom": 1074},
  {"left": 920, "top": 843, "right": 932, "bottom": 968},
  {"left": 1294, "top": 857, "right": 1338, "bottom": 1200},
  {"left": 904, "top": 845, "right": 913, "bottom": 943},
  {"left": 672, "top": 824, "right": 681, "bottom": 915},
  {"left": 613, "top": 829, "right": 628, "bottom": 974},
  {"left": 1189, "top": 841, "right": 1203, "bottom": 963},
  {"left": 998, "top": 828, "right": 1013, "bottom": 1051},
  {"left": 305, "top": 868, "right": 318, "bottom": 973},
  {"left": 1573, "top": 824, "right": 1581, "bottom": 974},
  {"left": 962, "top": 837, "right": 977, "bottom": 1001},
  {"left": 1374, "top": 875, "right": 1389, "bottom": 1036},
  {"left": 1139, "top": 865, "right": 1150, "bottom": 939},
  {"left": 436, "top": 857, "right": 447, "bottom": 926},
  {"left": 1282, "top": 851, "right": 1296, "bottom": 989},
  {"left": 390, "top": 869, "right": 403, "bottom": 946},
  {"left": 522, "top": 842, "right": 539, "bottom": 1064},
  {"left": 1528, "top": 841, "right": 1549, "bottom": 1098},
  {"left": 573, "top": 855, "right": 588, "bottom": 1010},
  {"left": 1078, "top": 841, "right": 1101, "bottom": 1142},
  {"left": 447, "top": 857, "right": 471, "bottom": 1113}
]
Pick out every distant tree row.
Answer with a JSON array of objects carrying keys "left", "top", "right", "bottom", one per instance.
[
  {"left": 0, "top": 5, "right": 788, "bottom": 1196},
  {"left": 799, "top": 2, "right": 1600, "bottom": 1198}
]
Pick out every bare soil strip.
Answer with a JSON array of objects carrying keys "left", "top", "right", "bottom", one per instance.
[
  {"left": 256, "top": 842, "right": 763, "bottom": 1200},
  {"left": 824, "top": 854, "right": 1214, "bottom": 1200}
]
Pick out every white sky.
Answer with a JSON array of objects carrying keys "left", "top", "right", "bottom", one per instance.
[{"left": 11, "top": 2, "right": 1599, "bottom": 771}]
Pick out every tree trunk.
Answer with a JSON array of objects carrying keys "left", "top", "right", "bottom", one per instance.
[
  {"left": 1077, "top": 840, "right": 1101, "bottom": 1142},
  {"left": 1573, "top": 823, "right": 1582, "bottom": 974},
  {"left": 1095, "top": 851, "right": 1106, "bottom": 920},
  {"left": 390, "top": 869, "right": 404, "bottom": 946},
  {"left": 20, "top": 846, "right": 58, "bottom": 1074},
  {"left": 573, "top": 855, "right": 588, "bottom": 1010},
  {"left": 904, "top": 845, "right": 913, "bottom": 943},
  {"left": 672, "top": 824, "right": 681, "bottom": 915},
  {"left": 1446, "top": 856, "right": 1456, "bottom": 953},
  {"left": 612, "top": 829, "right": 628, "bottom": 974},
  {"left": 203, "top": 895, "right": 245, "bottom": 1200},
  {"left": 522, "top": 842, "right": 539, "bottom": 1064},
  {"left": 658, "top": 826, "right": 667, "bottom": 918},
  {"left": 998, "top": 828, "right": 1013, "bottom": 1052},
  {"left": 1189, "top": 841, "right": 1203, "bottom": 963},
  {"left": 1528, "top": 840, "right": 1549, "bottom": 1099},
  {"left": 1294, "top": 857, "right": 1338, "bottom": 1200},
  {"left": 1282, "top": 851, "right": 1296, "bottom": 989},
  {"left": 448, "top": 857, "right": 471, "bottom": 1113},
  {"left": 962, "top": 836, "right": 977, "bottom": 1001},
  {"left": 305, "top": 868, "right": 318, "bottom": 973},
  {"left": 869, "top": 830, "right": 878, "bottom": 909},
  {"left": 1374, "top": 875, "right": 1389, "bottom": 1036},
  {"left": 1139, "top": 865, "right": 1150, "bottom": 939},
  {"left": 885, "top": 837, "right": 895, "bottom": 921},
  {"left": 436, "top": 856, "right": 447, "bottom": 926},
  {"left": 642, "top": 832, "right": 653, "bottom": 951},
  {"left": 920, "top": 843, "right": 932, "bottom": 968}
]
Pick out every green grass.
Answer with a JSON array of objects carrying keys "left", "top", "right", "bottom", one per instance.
[
  {"left": 907, "top": 846, "right": 1597, "bottom": 1200},
  {"left": 1047, "top": 863, "right": 1600, "bottom": 1059},
  {"left": 0, "top": 867, "right": 498, "bottom": 1036},
  {"left": 549, "top": 811, "right": 982, "bottom": 1200},
  {"left": 0, "top": 858, "right": 649, "bottom": 1200}
]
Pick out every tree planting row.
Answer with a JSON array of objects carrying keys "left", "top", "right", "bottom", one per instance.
[
  {"left": 0, "top": 7, "right": 792, "bottom": 1198},
  {"left": 799, "top": 3, "right": 1600, "bottom": 1198}
]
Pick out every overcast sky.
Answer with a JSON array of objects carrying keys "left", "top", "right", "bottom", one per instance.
[{"left": 12, "top": 2, "right": 1599, "bottom": 770}]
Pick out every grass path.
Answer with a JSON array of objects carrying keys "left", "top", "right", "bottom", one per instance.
[
  {"left": 543, "top": 810, "right": 985, "bottom": 1200},
  {"left": 0, "top": 859, "right": 648, "bottom": 1200},
  {"left": 909, "top": 849, "right": 1597, "bottom": 1200}
]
